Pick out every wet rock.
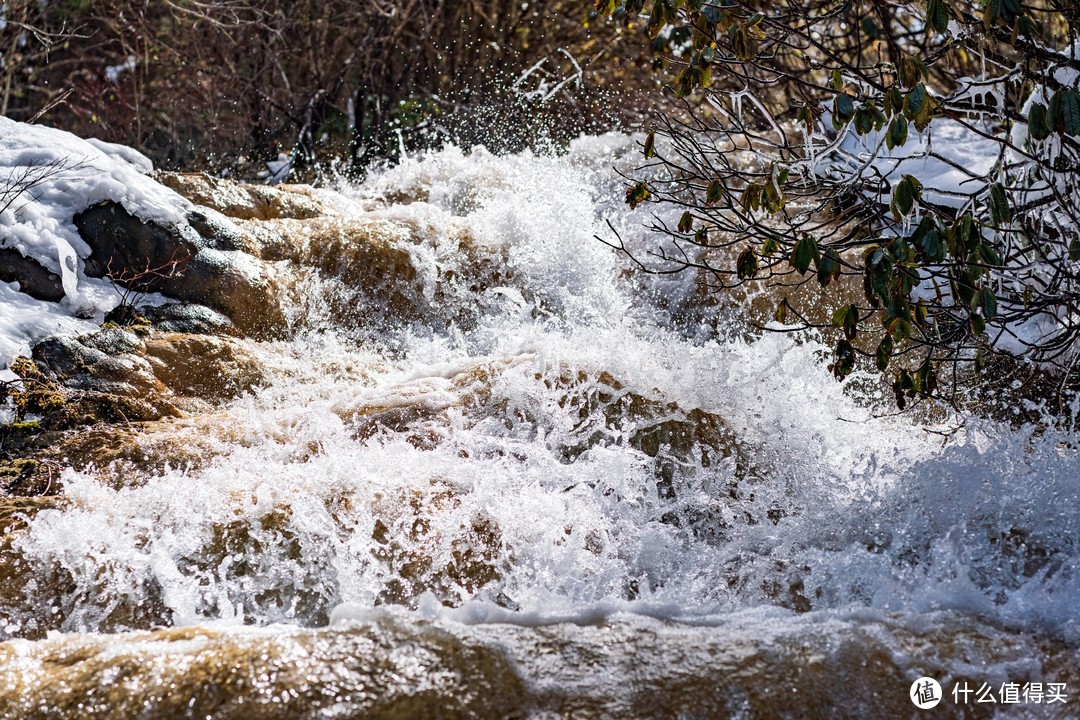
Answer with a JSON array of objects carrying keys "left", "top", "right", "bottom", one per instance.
[
  {"left": 136, "top": 303, "right": 239, "bottom": 336},
  {"left": 0, "top": 328, "right": 265, "bottom": 472},
  {"left": 142, "top": 333, "right": 264, "bottom": 402},
  {"left": 0, "top": 494, "right": 60, "bottom": 534},
  {"left": 0, "top": 612, "right": 1074, "bottom": 720},
  {"left": 0, "top": 457, "right": 61, "bottom": 496},
  {"left": 156, "top": 171, "right": 339, "bottom": 221},
  {"left": 184, "top": 208, "right": 249, "bottom": 253},
  {"left": 239, "top": 215, "right": 511, "bottom": 332},
  {"left": 33, "top": 329, "right": 168, "bottom": 401},
  {"left": 0, "top": 249, "right": 65, "bottom": 302},
  {"left": 0, "top": 326, "right": 267, "bottom": 497},
  {"left": 370, "top": 480, "right": 503, "bottom": 607},
  {"left": 241, "top": 216, "right": 423, "bottom": 320},
  {"left": 29, "top": 327, "right": 264, "bottom": 417},
  {"left": 74, "top": 201, "right": 285, "bottom": 337}
]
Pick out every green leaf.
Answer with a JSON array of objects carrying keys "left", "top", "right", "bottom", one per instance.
[
  {"left": 1028, "top": 102, "right": 1051, "bottom": 142},
  {"left": 876, "top": 335, "right": 893, "bottom": 371},
  {"left": 647, "top": 0, "right": 670, "bottom": 37},
  {"left": 832, "top": 303, "right": 859, "bottom": 340},
  {"left": 870, "top": 105, "right": 888, "bottom": 131},
  {"left": 736, "top": 247, "right": 758, "bottom": 280},
  {"left": 596, "top": 0, "right": 618, "bottom": 15},
  {"left": 884, "top": 87, "right": 904, "bottom": 117},
  {"left": 831, "top": 339, "right": 856, "bottom": 380},
  {"left": 1051, "top": 89, "right": 1080, "bottom": 136},
  {"left": 1069, "top": 236, "right": 1080, "bottom": 261},
  {"left": 678, "top": 211, "right": 694, "bottom": 233},
  {"left": 983, "top": 0, "right": 1002, "bottom": 30},
  {"left": 763, "top": 170, "right": 785, "bottom": 212},
  {"left": 886, "top": 115, "right": 909, "bottom": 149},
  {"left": 700, "top": 5, "right": 723, "bottom": 24},
  {"left": 904, "top": 84, "right": 927, "bottom": 119},
  {"left": 791, "top": 235, "right": 820, "bottom": 275},
  {"left": 774, "top": 299, "right": 790, "bottom": 324},
  {"left": 927, "top": 0, "right": 950, "bottom": 34},
  {"left": 899, "top": 57, "right": 926, "bottom": 88},
  {"left": 817, "top": 249, "right": 841, "bottom": 287},
  {"left": 976, "top": 242, "right": 1002, "bottom": 266},
  {"left": 834, "top": 93, "right": 855, "bottom": 121},
  {"left": 706, "top": 179, "right": 724, "bottom": 205},
  {"left": 740, "top": 183, "right": 762, "bottom": 213},
  {"left": 917, "top": 356, "right": 937, "bottom": 395},
  {"left": 988, "top": 183, "right": 1011, "bottom": 225},
  {"left": 980, "top": 286, "right": 998, "bottom": 320},
  {"left": 911, "top": 217, "right": 945, "bottom": 263},
  {"left": 891, "top": 175, "right": 922, "bottom": 221},
  {"left": 971, "top": 313, "right": 986, "bottom": 335},
  {"left": 830, "top": 69, "right": 844, "bottom": 92},
  {"left": 730, "top": 25, "right": 757, "bottom": 62},
  {"left": 890, "top": 317, "right": 912, "bottom": 342},
  {"left": 626, "top": 182, "right": 651, "bottom": 209},
  {"left": 854, "top": 107, "right": 874, "bottom": 135},
  {"left": 643, "top": 131, "right": 656, "bottom": 158}
]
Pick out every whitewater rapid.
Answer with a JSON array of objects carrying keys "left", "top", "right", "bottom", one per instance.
[{"left": 2, "top": 134, "right": 1078, "bottom": 717}]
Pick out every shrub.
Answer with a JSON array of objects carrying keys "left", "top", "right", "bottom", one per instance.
[{"left": 597, "top": 0, "right": 1080, "bottom": 407}]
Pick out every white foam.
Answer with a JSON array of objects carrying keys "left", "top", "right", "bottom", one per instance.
[{"left": 3, "top": 133, "right": 1078, "bottom": 645}]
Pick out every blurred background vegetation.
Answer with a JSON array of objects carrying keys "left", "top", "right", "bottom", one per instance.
[{"left": 1, "top": 0, "right": 660, "bottom": 178}]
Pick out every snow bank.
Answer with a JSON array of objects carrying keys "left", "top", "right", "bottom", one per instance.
[
  {"left": 832, "top": 116, "right": 1000, "bottom": 208},
  {"left": 0, "top": 117, "right": 192, "bottom": 369}
]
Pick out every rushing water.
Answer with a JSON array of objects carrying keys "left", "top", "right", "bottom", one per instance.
[{"left": 1, "top": 135, "right": 1079, "bottom": 718}]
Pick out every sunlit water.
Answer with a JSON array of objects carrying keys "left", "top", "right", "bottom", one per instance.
[{"left": 2, "top": 135, "right": 1078, "bottom": 718}]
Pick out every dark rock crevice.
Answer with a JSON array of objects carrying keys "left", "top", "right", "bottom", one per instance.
[{"left": 0, "top": 248, "right": 65, "bottom": 302}]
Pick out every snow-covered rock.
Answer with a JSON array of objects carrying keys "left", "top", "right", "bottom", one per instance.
[
  {"left": 0, "top": 118, "right": 191, "bottom": 370},
  {"left": 0, "top": 118, "right": 288, "bottom": 371}
]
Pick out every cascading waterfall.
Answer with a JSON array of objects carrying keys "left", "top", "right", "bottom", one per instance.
[{"left": 1, "top": 134, "right": 1078, "bottom": 719}]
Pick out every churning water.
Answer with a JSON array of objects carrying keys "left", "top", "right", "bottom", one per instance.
[{"left": 1, "top": 135, "right": 1078, "bottom": 718}]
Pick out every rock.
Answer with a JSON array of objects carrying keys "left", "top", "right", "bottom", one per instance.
[
  {"left": 240, "top": 216, "right": 506, "bottom": 330},
  {"left": 30, "top": 327, "right": 263, "bottom": 413},
  {"left": 0, "top": 328, "right": 266, "bottom": 496},
  {"left": 0, "top": 495, "right": 60, "bottom": 533},
  {"left": 142, "top": 333, "right": 264, "bottom": 403},
  {"left": 184, "top": 208, "right": 249, "bottom": 253},
  {"left": 137, "top": 303, "right": 239, "bottom": 336},
  {"left": 32, "top": 329, "right": 165, "bottom": 399},
  {"left": 74, "top": 201, "right": 285, "bottom": 337},
  {"left": 0, "top": 248, "right": 64, "bottom": 302},
  {"left": 156, "top": 172, "right": 338, "bottom": 221},
  {"left": 242, "top": 217, "right": 419, "bottom": 297},
  {"left": 0, "top": 458, "right": 59, "bottom": 497},
  {"left": 1, "top": 612, "right": 1074, "bottom": 719}
]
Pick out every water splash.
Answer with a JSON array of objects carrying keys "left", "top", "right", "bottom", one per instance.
[{"left": 2, "top": 136, "right": 1078, "bottom": 666}]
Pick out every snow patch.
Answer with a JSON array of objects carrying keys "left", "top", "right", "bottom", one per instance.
[{"left": 0, "top": 117, "right": 193, "bottom": 365}]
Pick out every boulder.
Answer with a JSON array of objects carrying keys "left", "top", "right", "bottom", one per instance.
[
  {"left": 74, "top": 201, "right": 285, "bottom": 337},
  {"left": 155, "top": 172, "right": 338, "bottom": 221},
  {"left": 29, "top": 327, "right": 263, "bottom": 415},
  {"left": 142, "top": 333, "right": 264, "bottom": 403},
  {"left": 136, "top": 303, "right": 239, "bottom": 337},
  {"left": 0, "top": 249, "right": 64, "bottom": 302}
]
